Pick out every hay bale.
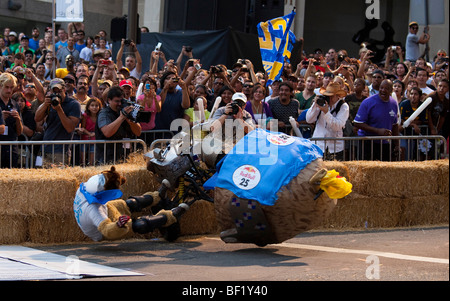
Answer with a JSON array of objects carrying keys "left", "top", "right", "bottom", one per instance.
[
  {"left": 322, "top": 161, "right": 351, "bottom": 182},
  {"left": 180, "top": 200, "right": 219, "bottom": 235},
  {"left": 27, "top": 212, "right": 89, "bottom": 244},
  {"left": 342, "top": 161, "right": 446, "bottom": 198},
  {"left": 71, "top": 164, "right": 159, "bottom": 199},
  {"left": 398, "top": 194, "right": 449, "bottom": 226},
  {"left": 321, "top": 192, "right": 449, "bottom": 229},
  {"left": 0, "top": 169, "right": 78, "bottom": 215},
  {"left": 321, "top": 193, "right": 404, "bottom": 229},
  {"left": 0, "top": 214, "right": 28, "bottom": 244}
]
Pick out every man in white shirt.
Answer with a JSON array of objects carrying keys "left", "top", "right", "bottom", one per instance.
[
  {"left": 415, "top": 67, "right": 434, "bottom": 96},
  {"left": 306, "top": 82, "right": 349, "bottom": 160}
]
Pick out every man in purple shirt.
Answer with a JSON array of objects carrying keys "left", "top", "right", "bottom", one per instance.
[{"left": 354, "top": 80, "right": 400, "bottom": 161}]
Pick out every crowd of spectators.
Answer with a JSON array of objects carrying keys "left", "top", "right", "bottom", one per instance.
[{"left": 0, "top": 21, "right": 449, "bottom": 168}]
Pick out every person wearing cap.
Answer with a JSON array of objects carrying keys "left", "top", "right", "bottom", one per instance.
[
  {"left": 15, "top": 35, "right": 35, "bottom": 55},
  {"left": 35, "top": 78, "right": 81, "bottom": 166},
  {"left": 63, "top": 74, "right": 76, "bottom": 97},
  {"left": 210, "top": 92, "right": 255, "bottom": 135},
  {"left": 0, "top": 72, "right": 23, "bottom": 168},
  {"left": 8, "top": 31, "right": 20, "bottom": 54},
  {"left": 119, "top": 79, "right": 135, "bottom": 102},
  {"left": 353, "top": 79, "right": 400, "bottom": 161},
  {"left": 306, "top": 82, "right": 349, "bottom": 160},
  {"left": 405, "top": 21, "right": 430, "bottom": 63}
]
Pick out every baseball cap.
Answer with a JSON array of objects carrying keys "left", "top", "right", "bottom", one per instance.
[
  {"left": 63, "top": 74, "right": 76, "bottom": 83},
  {"left": 119, "top": 79, "right": 133, "bottom": 88},
  {"left": 409, "top": 21, "right": 418, "bottom": 27},
  {"left": 49, "top": 78, "right": 65, "bottom": 90},
  {"left": 231, "top": 92, "right": 247, "bottom": 105},
  {"left": 9, "top": 31, "right": 17, "bottom": 37}
]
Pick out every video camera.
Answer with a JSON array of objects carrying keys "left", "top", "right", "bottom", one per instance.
[{"left": 121, "top": 99, "right": 151, "bottom": 123}]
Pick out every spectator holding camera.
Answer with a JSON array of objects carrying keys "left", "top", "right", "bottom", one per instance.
[
  {"left": 210, "top": 92, "right": 255, "bottom": 135},
  {"left": 306, "top": 82, "right": 349, "bottom": 160},
  {"left": 0, "top": 72, "right": 23, "bottom": 168},
  {"left": 116, "top": 39, "right": 142, "bottom": 79},
  {"left": 34, "top": 78, "right": 81, "bottom": 166},
  {"left": 95, "top": 86, "right": 141, "bottom": 164},
  {"left": 154, "top": 71, "right": 190, "bottom": 131}
]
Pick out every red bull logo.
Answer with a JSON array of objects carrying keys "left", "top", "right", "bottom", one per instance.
[
  {"left": 267, "top": 133, "right": 295, "bottom": 146},
  {"left": 233, "top": 165, "right": 261, "bottom": 190}
]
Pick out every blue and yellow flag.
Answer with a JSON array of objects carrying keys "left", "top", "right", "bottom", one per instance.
[{"left": 257, "top": 11, "right": 296, "bottom": 86}]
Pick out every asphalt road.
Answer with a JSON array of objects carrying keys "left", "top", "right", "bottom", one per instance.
[{"left": 34, "top": 225, "right": 448, "bottom": 284}]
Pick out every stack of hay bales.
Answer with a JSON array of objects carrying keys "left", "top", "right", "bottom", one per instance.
[
  {"left": 1, "top": 157, "right": 447, "bottom": 245},
  {"left": 321, "top": 160, "right": 449, "bottom": 229},
  {"left": 0, "top": 158, "right": 159, "bottom": 244},
  {"left": 0, "top": 153, "right": 219, "bottom": 244}
]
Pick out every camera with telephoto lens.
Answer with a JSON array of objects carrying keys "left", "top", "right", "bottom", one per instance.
[
  {"left": 50, "top": 93, "right": 62, "bottom": 106},
  {"left": 316, "top": 95, "right": 329, "bottom": 107},
  {"left": 227, "top": 100, "right": 241, "bottom": 116},
  {"left": 121, "top": 99, "right": 151, "bottom": 123}
]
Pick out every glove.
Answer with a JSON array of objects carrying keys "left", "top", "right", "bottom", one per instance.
[{"left": 116, "top": 215, "right": 131, "bottom": 228}]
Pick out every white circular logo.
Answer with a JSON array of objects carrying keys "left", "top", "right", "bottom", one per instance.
[
  {"left": 267, "top": 133, "right": 295, "bottom": 146},
  {"left": 232, "top": 165, "right": 261, "bottom": 190}
]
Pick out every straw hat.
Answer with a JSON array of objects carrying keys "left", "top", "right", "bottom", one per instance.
[{"left": 319, "top": 82, "right": 347, "bottom": 98}]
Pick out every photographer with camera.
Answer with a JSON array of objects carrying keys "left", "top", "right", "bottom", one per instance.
[
  {"left": 0, "top": 72, "right": 23, "bottom": 168},
  {"left": 116, "top": 39, "right": 142, "bottom": 79},
  {"left": 34, "top": 78, "right": 81, "bottom": 166},
  {"left": 210, "top": 92, "right": 255, "bottom": 135},
  {"left": 306, "top": 82, "right": 349, "bottom": 160},
  {"left": 154, "top": 71, "right": 190, "bottom": 131},
  {"left": 95, "top": 86, "right": 142, "bottom": 164}
]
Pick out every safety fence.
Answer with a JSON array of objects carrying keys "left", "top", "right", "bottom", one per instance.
[
  {"left": 0, "top": 139, "right": 147, "bottom": 169},
  {"left": 309, "top": 135, "right": 448, "bottom": 161},
  {"left": 0, "top": 131, "right": 447, "bottom": 169}
]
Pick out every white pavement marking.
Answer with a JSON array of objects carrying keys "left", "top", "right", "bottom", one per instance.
[
  {"left": 278, "top": 242, "right": 449, "bottom": 264},
  {"left": 206, "top": 237, "right": 449, "bottom": 264}
]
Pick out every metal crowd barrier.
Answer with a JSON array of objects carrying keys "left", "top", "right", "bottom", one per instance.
[
  {"left": 139, "top": 130, "right": 175, "bottom": 146},
  {"left": 309, "top": 135, "right": 448, "bottom": 161},
  {"left": 0, "top": 139, "right": 147, "bottom": 169},
  {"left": 1, "top": 133, "right": 447, "bottom": 169}
]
